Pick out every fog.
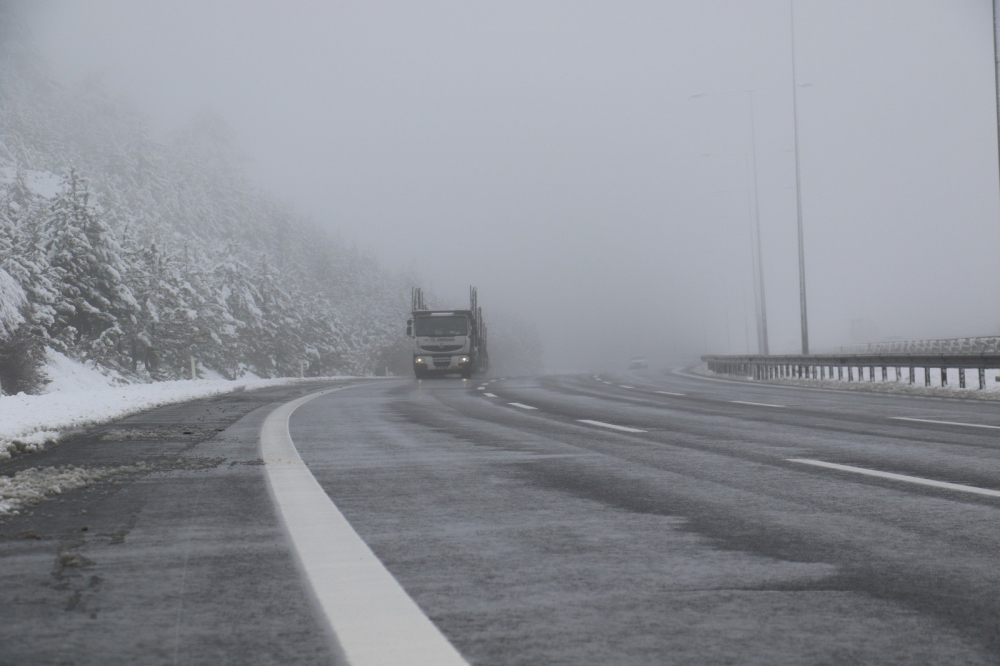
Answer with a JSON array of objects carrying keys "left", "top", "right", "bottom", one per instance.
[{"left": 25, "top": 0, "right": 1000, "bottom": 372}]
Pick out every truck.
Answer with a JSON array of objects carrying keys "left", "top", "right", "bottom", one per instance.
[{"left": 406, "top": 287, "right": 489, "bottom": 379}]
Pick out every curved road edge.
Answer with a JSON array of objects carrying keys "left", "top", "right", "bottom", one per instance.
[{"left": 260, "top": 386, "right": 469, "bottom": 666}]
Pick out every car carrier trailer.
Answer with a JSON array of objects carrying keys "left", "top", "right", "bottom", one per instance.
[{"left": 406, "top": 287, "right": 489, "bottom": 379}]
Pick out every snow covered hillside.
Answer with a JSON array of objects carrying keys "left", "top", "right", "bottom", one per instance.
[{"left": 0, "top": 16, "right": 412, "bottom": 386}]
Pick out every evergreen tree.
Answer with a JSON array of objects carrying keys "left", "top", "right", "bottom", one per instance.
[{"left": 44, "top": 171, "right": 136, "bottom": 364}]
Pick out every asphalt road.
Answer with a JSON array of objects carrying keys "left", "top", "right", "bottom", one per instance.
[{"left": 3, "top": 370, "right": 1000, "bottom": 664}]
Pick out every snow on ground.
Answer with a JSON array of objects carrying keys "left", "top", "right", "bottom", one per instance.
[
  {"left": 0, "top": 167, "right": 63, "bottom": 199},
  {"left": 0, "top": 463, "right": 154, "bottom": 516},
  {"left": 0, "top": 350, "right": 354, "bottom": 460}
]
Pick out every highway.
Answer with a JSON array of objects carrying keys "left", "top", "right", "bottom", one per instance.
[{"left": 3, "top": 371, "right": 1000, "bottom": 664}]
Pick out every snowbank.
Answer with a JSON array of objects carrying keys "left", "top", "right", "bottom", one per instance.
[
  {"left": 0, "top": 464, "right": 154, "bottom": 516},
  {"left": 0, "top": 351, "right": 353, "bottom": 459}
]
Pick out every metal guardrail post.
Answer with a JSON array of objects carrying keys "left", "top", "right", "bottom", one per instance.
[{"left": 701, "top": 353, "right": 1000, "bottom": 394}]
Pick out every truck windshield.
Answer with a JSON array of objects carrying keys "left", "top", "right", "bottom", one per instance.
[{"left": 415, "top": 316, "right": 468, "bottom": 337}]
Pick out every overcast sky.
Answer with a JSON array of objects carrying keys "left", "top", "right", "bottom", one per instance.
[{"left": 25, "top": 0, "right": 1000, "bottom": 371}]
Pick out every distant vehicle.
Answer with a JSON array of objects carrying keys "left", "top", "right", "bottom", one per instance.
[
  {"left": 406, "top": 287, "right": 489, "bottom": 379},
  {"left": 629, "top": 357, "right": 649, "bottom": 370}
]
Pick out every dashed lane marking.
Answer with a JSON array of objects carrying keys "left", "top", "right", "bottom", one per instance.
[
  {"left": 618, "top": 385, "right": 635, "bottom": 389},
  {"left": 476, "top": 386, "right": 485, "bottom": 391},
  {"left": 261, "top": 387, "right": 469, "bottom": 666},
  {"left": 508, "top": 402, "right": 538, "bottom": 410},
  {"left": 484, "top": 393, "right": 497, "bottom": 398},
  {"left": 655, "top": 391, "right": 686, "bottom": 396},
  {"left": 577, "top": 419, "right": 647, "bottom": 433},
  {"left": 788, "top": 458, "right": 1000, "bottom": 499},
  {"left": 730, "top": 400, "right": 785, "bottom": 408},
  {"left": 890, "top": 417, "right": 1000, "bottom": 431}
]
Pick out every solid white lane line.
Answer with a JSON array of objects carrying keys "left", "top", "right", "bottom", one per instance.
[
  {"left": 484, "top": 393, "right": 497, "bottom": 398},
  {"left": 788, "top": 458, "right": 1000, "bottom": 499},
  {"left": 730, "top": 400, "right": 785, "bottom": 408},
  {"left": 890, "top": 417, "right": 1000, "bottom": 431},
  {"left": 656, "top": 391, "right": 686, "bottom": 396},
  {"left": 261, "top": 388, "right": 468, "bottom": 666},
  {"left": 577, "top": 419, "right": 647, "bottom": 433},
  {"left": 618, "top": 385, "right": 635, "bottom": 389},
  {"left": 508, "top": 402, "right": 538, "bottom": 410}
]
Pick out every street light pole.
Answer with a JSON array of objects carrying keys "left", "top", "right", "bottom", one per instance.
[
  {"left": 993, "top": 0, "right": 1000, "bottom": 233},
  {"left": 691, "top": 90, "right": 771, "bottom": 356},
  {"left": 790, "top": 0, "right": 809, "bottom": 355},
  {"left": 747, "top": 92, "right": 770, "bottom": 355}
]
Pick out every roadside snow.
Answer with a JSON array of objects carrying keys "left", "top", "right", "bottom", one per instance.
[
  {"left": 0, "top": 351, "right": 354, "bottom": 459},
  {"left": 43, "top": 349, "right": 128, "bottom": 393},
  {"left": 0, "top": 464, "right": 154, "bottom": 516}
]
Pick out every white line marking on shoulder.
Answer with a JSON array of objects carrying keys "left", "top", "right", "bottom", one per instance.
[
  {"left": 618, "top": 385, "right": 635, "bottom": 389},
  {"left": 788, "top": 459, "right": 1000, "bottom": 499},
  {"left": 483, "top": 393, "right": 497, "bottom": 398},
  {"left": 508, "top": 402, "right": 537, "bottom": 410},
  {"left": 890, "top": 417, "right": 1000, "bottom": 431},
  {"left": 577, "top": 419, "right": 647, "bottom": 433},
  {"left": 261, "top": 387, "right": 468, "bottom": 666},
  {"left": 655, "top": 391, "right": 686, "bottom": 396},
  {"left": 730, "top": 400, "right": 785, "bottom": 408}
]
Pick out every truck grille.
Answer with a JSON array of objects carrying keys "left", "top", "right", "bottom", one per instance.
[
  {"left": 420, "top": 345, "right": 463, "bottom": 353},
  {"left": 433, "top": 357, "right": 453, "bottom": 367}
]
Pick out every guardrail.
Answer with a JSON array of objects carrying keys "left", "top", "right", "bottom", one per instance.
[
  {"left": 702, "top": 353, "right": 1000, "bottom": 390},
  {"left": 836, "top": 337, "right": 1000, "bottom": 355}
]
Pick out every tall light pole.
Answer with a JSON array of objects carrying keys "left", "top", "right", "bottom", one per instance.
[
  {"left": 747, "top": 92, "right": 770, "bottom": 355},
  {"left": 692, "top": 90, "right": 770, "bottom": 355},
  {"left": 790, "top": 0, "right": 809, "bottom": 354},
  {"left": 993, "top": 0, "right": 1000, "bottom": 227}
]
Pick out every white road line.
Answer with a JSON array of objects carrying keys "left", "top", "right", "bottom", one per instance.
[
  {"left": 508, "top": 402, "right": 538, "bottom": 410},
  {"left": 788, "top": 458, "right": 1000, "bottom": 499},
  {"left": 730, "top": 400, "right": 785, "bottom": 408},
  {"left": 261, "top": 387, "right": 468, "bottom": 666},
  {"left": 476, "top": 386, "right": 485, "bottom": 391},
  {"left": 618, "top": 385, "right": 635, "bottom": 389},
  {"left": 577, "top": 419, "right": 647, "bottom": 433},
  {"left": 656, "top": 391, "right": 686, "bottom": 396},
  {"left": 484, "top": 393, "right": 497, "bottom": 398},
  {"left": 890, "top": 417, "right": 1000, "bottom": 431}
]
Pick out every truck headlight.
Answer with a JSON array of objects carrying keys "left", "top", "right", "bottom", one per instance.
[
  {"left": 460, "top": 356, "right": 469, "bottom": 363},
  {"left": 415, "top": 358, "right": 426, "bottom": 364}
]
